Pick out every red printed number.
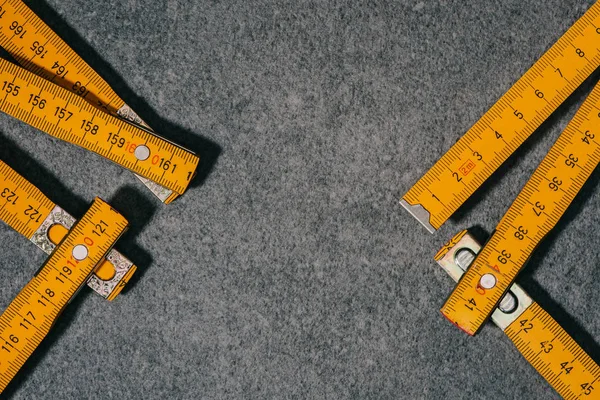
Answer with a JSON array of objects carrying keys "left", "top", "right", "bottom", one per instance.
[{"left": 459, "top": 159, "right": 476, "bottom": 176}]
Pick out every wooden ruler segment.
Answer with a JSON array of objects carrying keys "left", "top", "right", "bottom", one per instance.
[
  {"left": 0, "top": 0, "right": 200, "bottom": 202},
  {"left": 506, "top": 303, "right": 600, "bottom": 400},
  {"left": 0, "top": 0, "right": 123, "bottom": 115},
  {"left": 440, "top": 80, "right": 600, "bottom": 335},
  {"left": 0, "top": 158, "right": 54, "bottom": 238},
  {"left": 435, "top": 230, "right": 600, "bottom": 399},
  {"left": 0, "top": 159, "right": 136, "bottom": 300},
  {"left": 0, "top": 197, "right": 128, "bottom": 392},
  {"left": 401, "top": 2, "right": 600, "bottom": 233},
  {"left": 0, "top": 57, "right": 197, "bottom": 195}
]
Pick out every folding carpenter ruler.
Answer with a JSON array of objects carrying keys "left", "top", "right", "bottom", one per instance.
[
  {"left": 0, "top": 197, "right": 128, "bottom": 393},
  {"left": 436, "top": 231, "right": 600, "bottom": 399},
  {"left": 400, "top": 3, "right": 600, "bottom": 334},
  {"left": 1, "top": 159, "right": 136, "bottom": 300},
  {"left": 0, "top": 0, "right": 200, "bottom": 204}
]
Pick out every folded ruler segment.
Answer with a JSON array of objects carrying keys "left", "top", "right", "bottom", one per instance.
[
  {"left": 0, "top": 0, "right": 199, "bottom": 203},
  {"left": 401, "top": 2, "right": 600, "bottom": 232},
  {"left": 0, "top": 160, "right": 135, "bottom": 300},
  {"left": 441, "top": 79, "right": 600, "bottom": 335},
  {"left": 0, "top": 197, "right": 128, "bottom": 393},
  {"left": 436, "top": 231, "right": 600, "bottom": 400}
]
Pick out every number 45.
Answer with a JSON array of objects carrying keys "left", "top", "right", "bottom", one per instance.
[{"left": 581, "top": 382, "right": 594, "bottom": 395}]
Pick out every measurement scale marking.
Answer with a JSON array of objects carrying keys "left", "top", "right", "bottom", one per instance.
[
  {"left": 401, "top": 3, "right": 600, "bottom": 232},
  {"left": 435, "top": 231, "right": 600, "bottom": 399},
  {"left": 0, "top": 198, "right": 127, "bottom": 392},
  {"left": 0, "top": 159, "right": 137, "bottom": 300},
  {"left": 0, "top": 0, "right": 200, "bottom": 202}
]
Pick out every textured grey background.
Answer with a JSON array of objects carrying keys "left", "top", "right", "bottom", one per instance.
[{"left": 0, "top": 0, "right": 599, "bottom": 398}]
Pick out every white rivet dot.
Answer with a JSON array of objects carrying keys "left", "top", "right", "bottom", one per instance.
[
  {"left": 134, "top": 145, "right": 151, "bottom": 161},
  {"left": 72, "top": 244, "right": 89, "bottom": 261},
  {"left": 479, "top": 273, "right": 497, "bottom": 290}
]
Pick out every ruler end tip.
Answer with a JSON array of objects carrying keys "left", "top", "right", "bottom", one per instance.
[
  {"left": 440, "top": 309, "right": 477, "bottom": 336},
  {"left": 399, "top": 199, "right": 436, "bottom": 234}
]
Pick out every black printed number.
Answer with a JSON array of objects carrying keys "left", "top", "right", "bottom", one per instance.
[
  {"left": 549, "top": 177, "right": 562, "bottom": 192},
  {"left": 581, "top": 383, "right": 594, "bottom": 395},
  {"left": 532, "top": 201, "right": 545, "bottom": 217},
  {"left": 28, "top": 94, "right": 46, "bottom": 109},
  {"left": 582, "top": 130, "right": 595, "bottom": 144},
  {"left": 24, "top": 205, "right": 42, "bottom": 223},
  {"left": 519, "top": 319, "right": 533, "bottom": 333},
  {"left": 540, "top": 341, "right": 553, "bottom": 353},
  {"left": 1, "top": 188, "right": 18, "bottom": 205},
  {"left": 514, "top": 226, "right": 528, "bottom": 240},
  {"left": 92, "top": 221, "right": 108, "bottom": 237},
  {"left": 2, "top": 81, "right": 19, "bottom": 96},
  {"left": 54, "top": 107, "right": 73, "bottom": 121},
  {"left": 9, "top": 21, "right": 26, "bottom": 38},
  {"left": 464, "top": 298, "right": 476, "bottom": 311},
  {"left": 560, "top": 361, "right": 573, "bottom": 374},
  {"left": 51, "top": 62, "right": 68, "bottom": 78},
  {"left": 565, "top": 154, "right": 578, "bottom": 168},
  {"left": 30, "top": 40, "right": 47, "bottom": 58},
  {"left": 72, "top": 81, "right": 88, "bottom": 97},
  {"left": 81, "top": 120, "right": 99, "bottom": 135},
  {"left": 497, "top": 250, "right": 511, "bottom": 265}
]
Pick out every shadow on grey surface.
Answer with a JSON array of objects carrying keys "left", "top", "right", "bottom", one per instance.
[
  {"left": 20, "top": 0, "right": 222, "bottom": 191},
  {"left": 449, "top": 67, "right": 600, "bottom": 227},
  {"left": 107, "top": 186, "right": 155, "bottom": 295},
  {"left": 464, "top": 225, "right": 489, "bottom": 247},
  {"left": 0, "top": 133, "right": 88, "bottom": 216}
]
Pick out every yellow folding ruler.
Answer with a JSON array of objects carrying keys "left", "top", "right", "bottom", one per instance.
[
  {"left": 0, "top": 197, "right": 128, "bottom": 393},
  {"left": 400, "top": 2, "right": 600, "bottom": 232},
  {"left": 441, "top": 77, "right": 600, "bottom": 335},
  {"left": 399, "top": 2, "right": 600, "bottom": 335},
  {"left": 1, "top": 159, "right": 136, "bottom": 300},
  {"left": 0, "top": 0, "right": 200, "bottom": 203},
  {"left": 435, "top": 231, "right": 600, "bottom": 399}
]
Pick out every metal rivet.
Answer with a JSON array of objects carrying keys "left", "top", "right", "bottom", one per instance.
[
  {"left": 479, "top": 273, "right": 497, "bottom": 289},
  {"left": 498, "top": 291, "right": 518, "bottom": 314},
  {"left": 134, "top": 145, "right": 151, "bottom": 161},
  {"left": 454, "top": 248, "right": 476, "bottom": 272},
  {"left": 72, "top": 244, "right": 89, "bottom": 261}
]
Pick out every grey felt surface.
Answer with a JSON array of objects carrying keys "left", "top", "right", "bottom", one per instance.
[{"left": 1, "top": 0, "right": 599, "bottom": 398}]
